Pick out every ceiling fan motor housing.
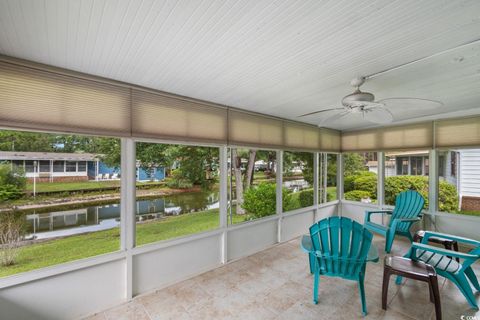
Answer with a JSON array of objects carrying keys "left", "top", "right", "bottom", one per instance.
[{"left": 342, "top": 90, "right": 375, "bottom": 107}]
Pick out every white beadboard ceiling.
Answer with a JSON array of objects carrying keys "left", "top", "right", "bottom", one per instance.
[{"left": 0, "top": 0, "right": 479, "bottom": 131}]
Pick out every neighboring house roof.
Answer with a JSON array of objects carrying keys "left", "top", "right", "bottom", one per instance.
[
  {"left": 0, "top": 151, "right": 97, "bottom": 161},
  {"left": 385, "top": 150, "right": 429, "bottom": 157},
  {"left": 366, "top": 160, "right": 395, "bottom": 168}
]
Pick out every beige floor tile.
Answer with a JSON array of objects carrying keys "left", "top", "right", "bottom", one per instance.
[
  {"left": 104, "top": 302, "right": 151, "bottom": 320},
  {"left": 84, "top": 236, "right": 480, "bottom": 320}
]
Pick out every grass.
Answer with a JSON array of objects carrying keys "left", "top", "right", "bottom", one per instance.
[
  {"left": 455, "top": 210, "right": 480, "bottom": 217},
  {"left": 0, "top": 209, "right": 245, "bottom": 278},
  {"left": 25, "top": 180, "right": 164, "bottom": 193}
]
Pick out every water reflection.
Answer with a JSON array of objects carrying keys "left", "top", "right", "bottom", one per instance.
[{"left": 26, "top": 191, "right": 219, "bottom": 239}]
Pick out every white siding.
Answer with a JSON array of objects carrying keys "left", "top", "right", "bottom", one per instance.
[{"left": 459, "top": 149, "right": 480, "bottom": 197}]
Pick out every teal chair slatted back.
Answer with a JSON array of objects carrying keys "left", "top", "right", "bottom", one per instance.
[
  {"left": 390, "top": 190, "right": 425, "bottom": 233},
  {"left": 309, "top": 217, "right": 373, "bottom": 279}
]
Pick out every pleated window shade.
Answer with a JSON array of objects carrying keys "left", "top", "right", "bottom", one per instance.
[
  {"left": 228, "top": 110, "right": 283, "bottom": 148},
  {"left": 319, "top": 128, "right": 341, "bottom": 152},
  {"left": 435, "top": 116, "right": 480, "bottom": 148},
  {"left": 341, "top": 122, "right": 433, "bottom": 151},
  {"left": 132, "top": 90, "right": 228, "bottom": 143},
  {"left": 284, "top": 122, "right": 320, "bottom": 151},
  {"left": 0, "top": 62, "right": 131, "bottom": 136}
]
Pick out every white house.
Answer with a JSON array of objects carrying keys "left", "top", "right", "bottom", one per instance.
[{"left": 366, "top": 149, "right": 480, "bottom": 211}]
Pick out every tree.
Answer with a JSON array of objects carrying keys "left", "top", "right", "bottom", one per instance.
[
  {"left": 343, "top": 153, "right": 367, "bottom": 176},
  {"left": 0, "top": 130, "right": 54, "bottom": 152}
]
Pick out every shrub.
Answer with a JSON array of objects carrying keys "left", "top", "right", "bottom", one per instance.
[
  {"left": 298, "top": 188, "right": 314, "bottom": 207},
  {"left": 0, "top": 210, "right": 26, "bottom": 266},
  {"left": 0, "top": 164, "right": 26, "bottom": 201},
  {"left": 0, "top": 184, "right": 24, "bottom": 202},
  {"left": 344, "top": 190, "right": 372, "bottom": 202},
  {"left": 384, "top": 176, "right": 428, "bottom": 206},
  {"left": 326, "top": 187, "right": 337, "bottom": 202},
  {"left": 242, "top": 183, "right": 293, "bottom": 219},
  {"left": 353, "top": 175, "right": 377, "bottom": 199},
  {"left": 438, "top": 181, "right": 459, "bottom": 213},
  {"left": 344, "top": 171, "right": 376, "bottom": 193}
]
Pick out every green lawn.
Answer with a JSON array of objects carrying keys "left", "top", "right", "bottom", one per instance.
[
  {"left": 25, "top": 180, "right": 165, "bottom": 193},
  {"left": 0, "top": 209, "right": 245, "bottom": 278}
]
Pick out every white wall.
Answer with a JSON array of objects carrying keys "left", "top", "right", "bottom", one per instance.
[
  {"left": 0, "top": 259, "right": 125, "bottom": 320},
  {"left": 0, "top": 202, "right": 341, "bottom": 320}
]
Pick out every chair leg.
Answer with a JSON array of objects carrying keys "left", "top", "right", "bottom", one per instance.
[
  {"left": 313, "top": 262, "right": 320, "bottom": 304},
  {"left": 308, "top": 252, "right": 314, "bottom": 274},
  {"left": 358, "top": 273, "right": 367, "bottom": 316},
  {"left": 429, "top": 276, "right": 442, "bottom": 320},
  {"left": 385, "top": 231, "right": 395, "bottom": 253},
  {"left": 452, "top": 273, "right": 479, "bottom": 310},
  {"left": 465, "top": 266, "right": 480, "bottom": 292},
  {"left": 382, "top": 267, "right": 391, "bottom": 310}
]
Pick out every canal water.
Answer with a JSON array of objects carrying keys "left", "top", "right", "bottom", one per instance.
[{"left": 26, "top": 191, "right": 219, "bottom": 240}]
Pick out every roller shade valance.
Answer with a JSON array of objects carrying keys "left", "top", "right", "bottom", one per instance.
[
  {"left": 132, "top": 90, "right": 228, "bottom": 143},
  {"left": 228, "top": 110, "right": 283, "bottom": 148},
  {"left": 341, "top": 122, "right": 434, "bottom": 151},
  {"left": 284, "top": 122, "right": 320, "bottom": 151},
  {"left": 0, "top": 61, "right": 131, "bottom": 136},
  {"left": 0, "top": 57, "right": 343, "bottom": 151},
  {"left": 435, "top": 116, "right": 480, "bottom": 148},
  {"left": 319, "top": 128, "right": 341, "bottom": 152}
]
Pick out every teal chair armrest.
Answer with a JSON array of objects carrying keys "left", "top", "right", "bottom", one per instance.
[
  {"left": 412, "top": 242, "right": 480, "bottom": 260},
  {"left": 422, "top": 231, "right": 480, "bottom": 247},
  {"left": 394, "top": 217, "right": 421, "bottom": 223},
  {"left": 364, "top": 210, "right": 393, "bottom": 223}
]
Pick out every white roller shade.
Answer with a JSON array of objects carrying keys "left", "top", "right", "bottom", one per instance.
[
  {"left": 435, "top": 116, "right": 480, "bottom": 148},
  {"left": 228, "top": 110, "right": 283, "bottom": 148},
  {"left": 0, "top": 62, "right": 131, "bottom": 136},
  {"left": 319, "top": 128, "right": 341, "bottom": 152},
  {"left": 341, "top": 122, "right": 433, "bottom": 151},
  {"left": 132, "top": 90, "right": 228, "bottom": 143},
  {"left": 284, "top": 122, "right": 320, "bottom": 151}
]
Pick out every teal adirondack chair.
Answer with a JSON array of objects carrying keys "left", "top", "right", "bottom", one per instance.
[
  {"left": 397, "top": 231, "right": 480, "bottom": 310},
  {"left": 309, "top": 217, "right": 373, "bottom": 316},
  {"left": 364, "top": 190, "right": 424, "bottom": 253}
]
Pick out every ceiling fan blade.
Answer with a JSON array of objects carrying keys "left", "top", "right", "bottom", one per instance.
[
  {"left": 319, "top": 110, "right": 351, "bottom": 125},
  {"left": 363, "top": 107, "right": 393, "bottom": 124},
  {"left": 378, "top": 98, "right": 443, "bottom": 110},
  {"left": 297, "top": 107, "right": 345, "bottom": 118}
]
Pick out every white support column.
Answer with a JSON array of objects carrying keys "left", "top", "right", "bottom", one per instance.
[
  {"left": 377, "top": 152, "right": 385, "bottom": 208},
  {"left": 428, "top": 149, "right": 438, "bottom": 230},
  {"left": 337, "top": 153, "right": 344, "bottom": 216},
  {"left": 121, "top": 138, "right": 136, "bottom": 300},
  {"left": 276, "top": 150, "right": 283, "bottom": 242},
  {"left": 313, "top": 152, "right": 319, "bottom": 223},
  {"left": 219, "top": 146, "right": 228, "bottom": 264}
]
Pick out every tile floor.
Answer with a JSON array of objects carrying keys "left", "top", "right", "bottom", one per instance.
[{"left": 85, "top": 236, "right": 480, "bottom": 320}]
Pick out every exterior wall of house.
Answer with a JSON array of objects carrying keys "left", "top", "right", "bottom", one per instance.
[{"left": 459, "top": 149, "right": 480, "bottom": 211}]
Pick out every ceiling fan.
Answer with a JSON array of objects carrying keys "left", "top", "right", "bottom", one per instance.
[{"left": 298, "top": 77, "right": 443, "bottom": 125}]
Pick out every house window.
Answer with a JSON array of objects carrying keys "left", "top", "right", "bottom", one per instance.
[
  {"left": 25, "top": 160, "right": 35, "bottom": 173},
  {"left": 386, "top": 151, "right": 429, "bottom": 209},
  {"left": 78, "top": 161, "right": 87, "bottom": 172},
  {"left": 66, "top": 161, "right": 77, "bottom": 172},
  {"left": 53, "top": 161, "right": 65, "bottom": 172},
  {"left": 411, "top": 157, "right": 423, "bottom": 175},
  {"left": 396, "top": 157, "right": 409, "bottom": 175},
  {"left": 39, "top": 160, "right": 50, "bottom": 172},
  {"left": 438, "top": 156, "right": 445, "bottom": 177},
  {"left": 450, "top": 152, "right": 457, "bottom": 177}
]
